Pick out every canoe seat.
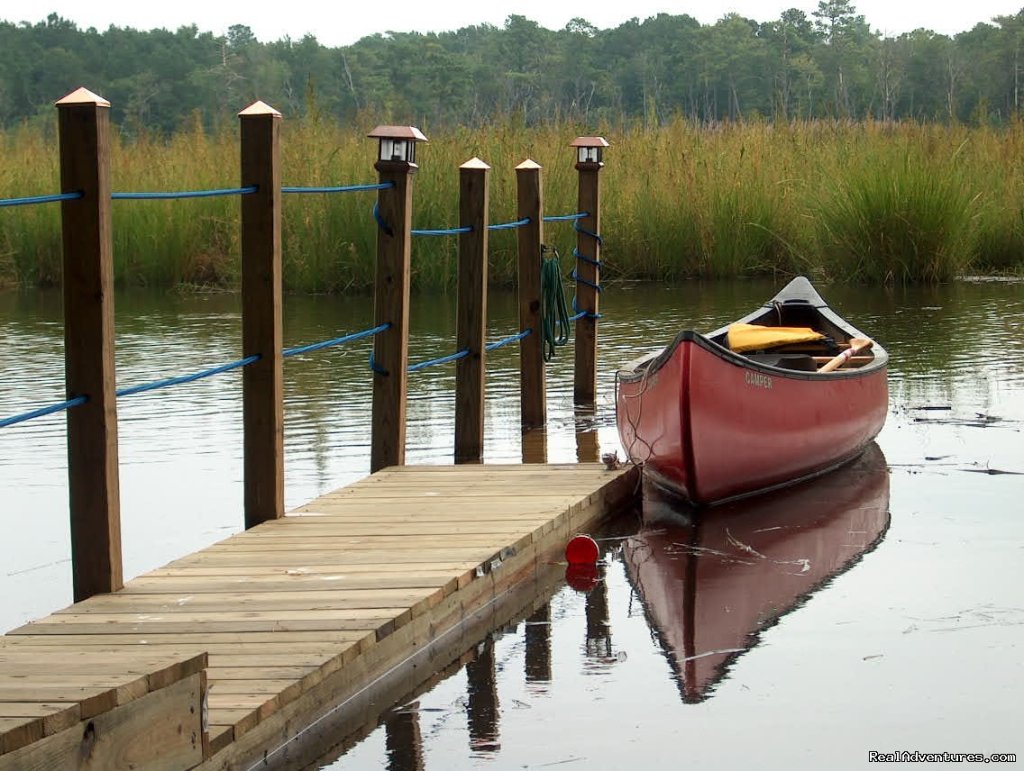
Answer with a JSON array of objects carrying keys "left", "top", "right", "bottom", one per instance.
[{"left": 746, "top": 353, "right": 817, "bottom": 372}]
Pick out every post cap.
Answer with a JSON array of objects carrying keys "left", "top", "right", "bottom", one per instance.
[
  {"left": 368, "top": 125, "right": 428, "bottom": 142},
  {"left": 516, "top": 159, "right": 542, "bottom": 170},
  {"left": 460, "top": 157, "right": 491, "bottom": 170},
  {"left": 570, "top": 136, "right": 610, "bottom": 149},
  {"left": 238, "top": 101, "right": 282, "bottom": 118},
  {"left": 55, "top": 87, "right": 110, "bottom": 108}
]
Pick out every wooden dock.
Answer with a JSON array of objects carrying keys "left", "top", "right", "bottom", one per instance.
[{"left": 0, "top": 462, "right": 637, "bottom": 770}]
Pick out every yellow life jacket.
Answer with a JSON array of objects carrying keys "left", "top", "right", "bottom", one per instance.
[{"left": 726, "top": 323, "right": 825, "bottom": 353}]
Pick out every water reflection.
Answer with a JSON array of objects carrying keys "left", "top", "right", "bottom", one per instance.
[
  {"left": 319, "top": 451, "right": 889, "bottom": 768},
  {"left": 384, "top": 708, "right": 423, "bottom": 771},
  {"left": 623, "top": 443, "right": 890, "bottom": 702},
  {"left": 523, "top": 604, "right": 552, "bottom": 684},
  {"left": 583, "top": 565, "right": 614, "bottom": 662},
  {"left": 465, "top": 636, "right": 500, "bottom": 754},
  {"left": 307, "top": 581, "right": 566, "bottom": 771}
]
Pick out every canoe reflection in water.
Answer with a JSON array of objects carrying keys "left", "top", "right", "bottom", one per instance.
[{"left": 622, "top": 442, "right": 890, "bottom": 703}]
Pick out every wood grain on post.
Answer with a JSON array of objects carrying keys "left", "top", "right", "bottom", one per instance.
[
  {"left": 521, "top": 425, "right": 548, "bottom": 464},
  {"left": 571, "top": 137, "right": 608, "bottom": 407},
  {"left": 575, "top": 413, "right": 601, "bottom": 463},
  {"left": 239, "top": 101, "right": 284, "bottom": 528},
  {"left": 370, "top": 126, "right": 425, "bottom": 473},
  {"left": 515, "top": 160, "right": 545, "bottom": 430},
  {"left": 56, "top": 87, "right": 123, "bottom": 602},
  {"left": 454, "top": 158, "right": 490, "bottom": 463}
]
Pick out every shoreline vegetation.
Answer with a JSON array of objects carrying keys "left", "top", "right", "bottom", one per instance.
[{"left": 2, "top": 117, "right": 1023, "bottom": 292}]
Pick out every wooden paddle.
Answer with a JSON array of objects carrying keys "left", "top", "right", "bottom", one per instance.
[{"left": 819, "top": 337, "right": 873, "bottom": 373}]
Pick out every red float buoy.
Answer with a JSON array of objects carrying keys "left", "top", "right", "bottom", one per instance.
[{"left": 565, "top": 534, "right": 599, "bottom": 564}]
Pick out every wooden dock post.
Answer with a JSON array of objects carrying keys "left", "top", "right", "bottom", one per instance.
[
  {"left": 570, "top": 137, "right": 609, "bottom": 407},
  {"left": 369, "top": 126, "right": 426, "bottom": 473},
  {"left": 521, "top": 426, "right": 548, "bottom": 464},
  {"left": 454, "top": 158, "right": 490, "bottom": 464},
  {"left": 240, "top": 101, "right": 284, "bottom": 528},
  {"left": 575, "top": 419, "right": 601, "bottom": 463},
  {"left": 516, "top": 160, "right": 546, "bottom": 430},
  {"left": 56, "top": 87, "right": 122, "bottom": 602}
]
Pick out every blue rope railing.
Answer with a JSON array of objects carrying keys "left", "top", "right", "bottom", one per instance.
[
  {"left": 573, "top": 219, "right": 604, "bottom": 264},
  {"left": 4, "top": 323, "right": 544, "bottom": 427},
  {"left": 574, "top": 225, "right": 603, "bottom": 243},
  {"left": 570, "top": 268, "right": 603, "bottom": 293},
  {"left": 410, "top": 215, "right": 535, "bottom": 236},
  {"left": 111, "top": 187, "right": 258, "bottom": 200},
  {"left": 372, "top": 201, "right": 394, "bottom": 237},
  {"left": 408, "top": 348, "right": 470, "bottom": 372},
  {"left": 5, "top": 182, "right": 396, "bottom": 205},
  {"left": 116, "top": 355, "right": 260, "bottom": 398},
  {"left": 4, "top": 194, "right": 603, "bottom": 422},
  {"left": 382, "top": 217, "right": 534, "bottom": 237},
  {"left": 369, "top": 350, "right": 388, "bottom": 376},
  {"left": 408, "top": 330, "right": 534, "bottom": 371},
  {"left": 0, "top": 396, "right": 88, "bottom": 429},
  {"left": 119, "top": 322, "right": 393, "bottom": 396},
  {"left": 486, "top": 329, "right": 532, "bottom": 351},
  {"left": 3, "top": 323, "right": 391, "bottom": 427},
  {"left": 488, "top": 218, "right": 530, "bottom": 231},
  {"left": 569, "top": 215, "right": 604, "bottom": 311},
  {"left": 412, "top": 226, "right": 472, "bottom": 237},
  {"left": 283, "top": 182, "right": 393, "bottom": 195},
  {"left": 570, "top": 297, "right": 601, "bottom": 321},
  {"left": 543, "top": 212, "right": 587, "bottom": 222},
  {"left": 0, "top": 192, "right": 84, "bottom": 208},
  {"left": 284, "top": 323, "right": 390, "bottom": 358},
  {"left": 370, "top": 328, "right": 533, "bottom": 377}
]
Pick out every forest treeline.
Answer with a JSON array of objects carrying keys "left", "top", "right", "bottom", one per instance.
[{"left": 4, "top": 1, "right": 1024, "bottom": 132}]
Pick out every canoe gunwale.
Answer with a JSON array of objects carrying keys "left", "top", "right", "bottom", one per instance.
[
  {"left": 616, "top": 280, "right": 889, "bottom": 386},
  {"left": 616, "top": 327, "right": 888, "bottom": 386}
]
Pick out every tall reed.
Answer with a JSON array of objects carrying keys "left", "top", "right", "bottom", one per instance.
[
  {"left": 2, "top": 114, "right": 1023, "bottom": 291},
  {"left": 811, "top": 122, "right": 978, "bottom": 282},
  {"left": 965, "top": 119, "right": 1024, "bottom": 273}
]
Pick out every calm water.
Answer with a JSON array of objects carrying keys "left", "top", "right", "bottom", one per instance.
[{"left": 1, "top": 279, "right": 1022, "bottom": 768}]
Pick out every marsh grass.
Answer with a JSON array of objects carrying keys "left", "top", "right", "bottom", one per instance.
[
  {"left": 2, "top": 115, "right": 1023, "bottom": 290},
  {"left": 814, "top": 124, "right": 978, "bottom": 282}
]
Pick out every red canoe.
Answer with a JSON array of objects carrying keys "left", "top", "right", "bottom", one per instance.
[{"left": 615, "top": 276, "right": 888, "bottom": 506}]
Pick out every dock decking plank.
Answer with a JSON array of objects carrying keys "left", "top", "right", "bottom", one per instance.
[
  {"left": 60, "top": 587, "right": 446, "bottom": 613},
  {"left": 0, "top": 703, "right": 80, "bottom": 737},
  {"left": 1, "top": 462, "right": 637, "bottom": 768}
]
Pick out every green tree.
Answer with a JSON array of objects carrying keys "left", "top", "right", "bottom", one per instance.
[
  {"left": 812, "top": 0, "right": 877, "bottom": 117},
  {"left": 762, "top": 9, "right": 821, "bottom": 119},
  {"left": 702, "top": 14, "right": 770, "bottom": 121}
]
